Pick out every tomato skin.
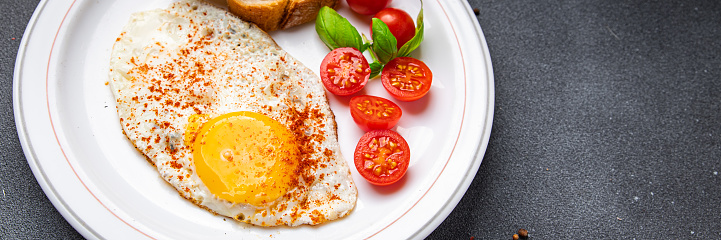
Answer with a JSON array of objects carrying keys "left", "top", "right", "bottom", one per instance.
[
  {"left": 372, "top": 8, "right": 415, "bottom": 49},
  {"left": 347, "top": 0, "right": 391, "bottom": 15},
  {"left": 353, "top": 130, "right": 410, "bottom": 186},
  {"left": 349, "top": 95, "right": 402, "bottom": 131},
  {"left": 381, "top": 57, "right": 432, "bottom": 101},
  {"left": 320, "top": 47, "right": 371, "bottom": 96}
]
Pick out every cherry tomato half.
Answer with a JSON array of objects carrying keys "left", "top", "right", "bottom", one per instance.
[
  {"left": 347, "top": 0, "right": 391, "bottom": 15},
  {"left": 320, "top": 47, "right": 371, "bottom": 96},
  {"left": 350, "top": 95, "right": 402, "bottom": 131},
  {"left": 381, "top": 57, "right": 432, "bottom": 101},
  {"left": 354, "top": 129, "right": 410, "bottom": 186},
  {"left": 371, "top": 8, "right": 415, "bottom": 49}
]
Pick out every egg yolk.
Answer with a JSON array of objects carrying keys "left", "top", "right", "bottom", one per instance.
[{"left": 192, "top": 111, "right": 300, "bottom": 206}]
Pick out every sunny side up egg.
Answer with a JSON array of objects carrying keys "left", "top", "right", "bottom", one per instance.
[{"left": 108, "top": 0, "right": 357, "bottom": 226}]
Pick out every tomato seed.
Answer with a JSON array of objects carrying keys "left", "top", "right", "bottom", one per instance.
[{"left": 366, "top": 163, "right": 374, "bottom": 169}]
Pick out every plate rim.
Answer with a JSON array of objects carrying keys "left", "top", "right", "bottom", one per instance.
[
  {"left": 13, "top": 0, "right": 103, "bottom": 238},
  {"left": 405, "top": 1, "right": 496, "bottom": 238},
  {"left": 13, "top": 0, "right": 495, "bottom": 239}
]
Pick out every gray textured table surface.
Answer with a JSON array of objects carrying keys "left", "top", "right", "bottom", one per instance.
[{"left": 2, "top": 0, "right": 720, "bottom": 239}]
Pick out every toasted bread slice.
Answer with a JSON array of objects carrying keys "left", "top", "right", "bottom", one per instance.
[
  {"left": 228, "top": 0, "right": 337, "bottom": 32},
  {"left": 281, "top": 0, "right": 339, "bottom": 29},
  {"left": 228, "top": 0, "right": 288, "bottom": 32}
]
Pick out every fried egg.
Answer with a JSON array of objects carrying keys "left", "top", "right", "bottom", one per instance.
[{"left": 108, "top": 0, "right": 357, "bottom": 226}]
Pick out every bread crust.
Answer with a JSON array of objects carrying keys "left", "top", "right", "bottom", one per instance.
[
  {"left": 228, "top": 0, "right": 337, "bottom": 32},
  {"left": 281, "top": 0, "right": 338, "bottom": 29},
  {"left": 228, "top": 0, "right": 288, "bottom": 32}
]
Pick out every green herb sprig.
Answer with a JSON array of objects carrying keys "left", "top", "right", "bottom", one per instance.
[
  {"left": 315, "top": 3, "right": 424, "bottom": 79},
  {"left": 315, "top": 7, "right": 367, "bottom": 52}
]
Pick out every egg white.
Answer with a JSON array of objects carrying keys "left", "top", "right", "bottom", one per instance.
[{"left": 108, "top": 0, "right": 356, "bottom": 226}]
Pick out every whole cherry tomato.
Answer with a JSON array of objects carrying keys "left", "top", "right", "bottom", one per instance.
[
  {"left": 372, "top": 8, "right": 415, "bottom": 49},
  {"left": 320, "top": 47, "right": 371, "bottom": 96},
  {"left": 346, "top": 0, "right": 391, "bottom": 15}
]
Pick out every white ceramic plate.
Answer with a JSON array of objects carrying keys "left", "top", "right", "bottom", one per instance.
[{"left": 14, "top": 0, "right": 493, "bottom": 239}]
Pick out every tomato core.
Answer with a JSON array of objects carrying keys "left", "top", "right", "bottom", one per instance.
[
  {"left": 356, "top": 100, "right": 394, "bottom": 119},
  {"left": 387, "top": 63, "right": 425, "bottom": 91},
  {"left": 331, "top": 54, "right": 363, "bottom": 86},
  {"left": 362, "top": 136, "right": 403, "bottom": 176},
  {"left": 349, "top": 95, "right": 402, "bottom": 131},
  {"left": 354, "top": 130, "right": 410, "bottom": 186},
  {"left": 320, "top": 47, "right": 370, "bottom": 96},
  {"left": 381, "top": 57, "right": 432, "bottom": 101}
]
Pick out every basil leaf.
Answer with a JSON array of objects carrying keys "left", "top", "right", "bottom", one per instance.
[
  {"left": 315, "top": 7, "right": 363, "bottom": 51},
  {"left": 369, "top": 62, "right": 384, "bottom": 79},
  {"left": 398, "top": 6, "right": 424, "bottom": 57},
  {"left": 370, "top": 18, "right": 398, "bottom": 64}
]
